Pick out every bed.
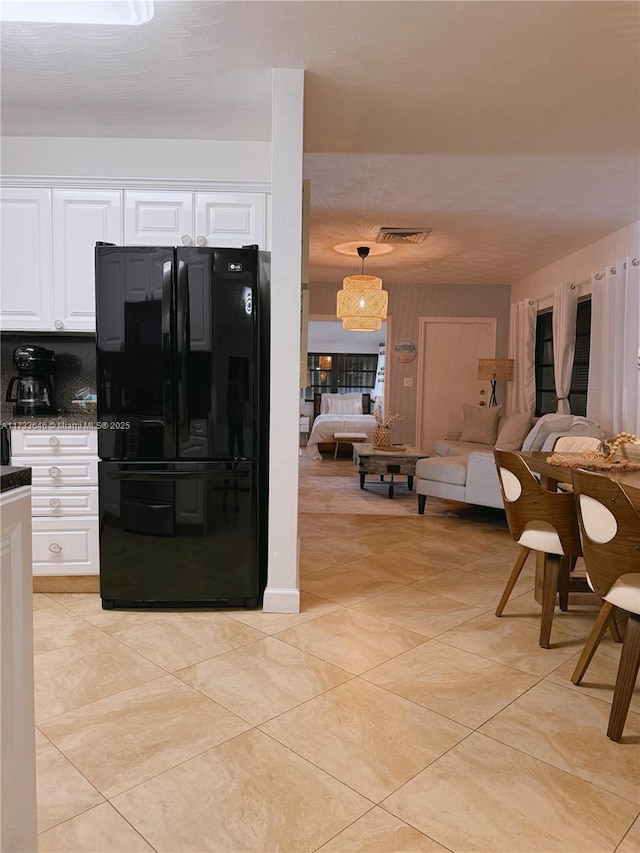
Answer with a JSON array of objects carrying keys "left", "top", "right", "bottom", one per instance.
[{"left": 305, "top": 393, "right": 376, "bottom": 460}]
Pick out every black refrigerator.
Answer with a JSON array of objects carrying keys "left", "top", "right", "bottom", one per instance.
[{"left": 95, "top": 245, "right": 269, "bottom": 609}]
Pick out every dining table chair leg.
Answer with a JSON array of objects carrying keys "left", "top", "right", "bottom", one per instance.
[
  {"left": 540, "top": 555, "right": 562, "bottom": 648},
  {"left": 495, "top": 546, "right": 531, "bottom": 617},
  {"left": 610, "top": 614, "right": 623, "bottom": 643},
  {"left": 607, "top": 614, "right": 640, "bottom": 742},
  {"left": 571, "top": 600, "right": 615, "bottom": 685},
  {"left": 558, "top": 556, "right": 570, "bottom": 612}
]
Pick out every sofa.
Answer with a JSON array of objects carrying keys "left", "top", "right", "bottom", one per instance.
[{"left": 415, "top": 410, "right": 605, "bottom": 514}]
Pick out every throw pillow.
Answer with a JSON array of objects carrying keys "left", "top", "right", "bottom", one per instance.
[
  {"left": 459, "top": 404, "right": 502, "bottom": 445},
  {"left": 320, "top": 392, "right": 362, "bottom": 415},
  {"left": 495, "top": 412, "right": 533, "bottom": 451},
  {"left": 522, "top": 414, "right": 574, "bottom": 451},
  {"left": 325, "top": 396, "right": 363, "bottom": 415}
]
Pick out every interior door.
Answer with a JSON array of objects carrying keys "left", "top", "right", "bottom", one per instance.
[{"left": 417, "top": 317, "right": 497, "bottom": 454}]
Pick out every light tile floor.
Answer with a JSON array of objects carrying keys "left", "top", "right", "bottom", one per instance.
[{"left": 33, "top": 459, "right": 640, "bottom": 852}]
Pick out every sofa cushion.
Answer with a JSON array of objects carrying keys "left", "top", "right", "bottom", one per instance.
[
  {"left": 495, "top": 412, "right": 533, "bottom": 451},
  {"left": 459, "top": 404, "right": 502, "bottom": 445},
  {"left": 415, "top": 455, "right": 468, "bottom": 486},
  {"left": 433, "top": 439, "right": 492, "bottom": 457}
]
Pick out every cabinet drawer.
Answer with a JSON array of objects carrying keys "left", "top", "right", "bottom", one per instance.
[
  {"left": 12, "top": 458, "right": 98, "bottom": 487},
  {"left": 32, "top": 486, "right": 98, "bottom": 517},
  {"left": 11, "top": 429, "right": 97, "bottom": 456},
  {"left": 32, "top": 517, "right": 99, "bottom": 576}
]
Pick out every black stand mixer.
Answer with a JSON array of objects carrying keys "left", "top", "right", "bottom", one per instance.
[{"left": 6, "top": 345, "right": 57, "bottom": 416}]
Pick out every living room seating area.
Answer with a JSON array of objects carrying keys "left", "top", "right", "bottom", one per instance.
[{"left": 416, "top": 408, "right": 605, "bottom": 514}]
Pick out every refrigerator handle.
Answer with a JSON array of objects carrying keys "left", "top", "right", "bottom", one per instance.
[
  {"left": 162, "top": 261, "right": 174, "bottom": 456},
  {"left": 177, "top": 260, "right": 190, "bottom": 443}
]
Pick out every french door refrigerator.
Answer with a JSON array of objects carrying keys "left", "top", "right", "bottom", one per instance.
[{"left": 95, "top": 244, "right": 269, "bottom": 609}]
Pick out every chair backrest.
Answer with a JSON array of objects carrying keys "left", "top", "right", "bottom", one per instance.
[
  {"left": 494, "top": 449, "right": 582, "bottom": 556},
  {"left": 570, "top": 468, "right": 640, "bottom": 597},
  {"left": 553, "top": 436, "right": 602, "bottom": 453}
]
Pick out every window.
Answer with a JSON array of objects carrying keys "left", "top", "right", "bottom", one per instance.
[
  {"left": 535, "top": 299, "right": 591, "bottom": 416},
  {"left": 304, "top": 353, "right": 378, "bottom": 400}
]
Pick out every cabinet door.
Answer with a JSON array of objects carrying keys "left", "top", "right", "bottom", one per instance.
[
  {"left": 52, "top": 190, "right": 122, "bottom": 332},
  {"left": 195, "top": 192, "right": 266, "bottom": 248},
  {"left": 124, "top": 191, "right": 193, "bottom": 245},
  {"left": 32, "top": 517, "right": 99, "bottom": 575},
  {"left": 0, "top": 188, "right": 53, "bottom": 331}
]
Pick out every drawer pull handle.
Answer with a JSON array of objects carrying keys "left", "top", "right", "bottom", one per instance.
[
  {"left": 54, "top": 320, "right": 64, "bottom": 330},
  {"left": 49, "top": 436, "right": 60, "bottom": 446},
  {"left": 48, "top": 543, "right": 62, "bottom": 554},
  {"left": 49, "top": 498, "right": 62, "bottom": 508},
  {"left": 49, "top": 466, "right": 61, "bottom": 477}
]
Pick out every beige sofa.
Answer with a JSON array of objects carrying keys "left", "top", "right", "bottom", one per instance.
[{"left": 415, "top": 412, "right": 604, "bottom": 514}]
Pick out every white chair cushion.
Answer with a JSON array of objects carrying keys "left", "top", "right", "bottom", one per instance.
[
  {"left": 578, "top": 494, "right": 617, "bottom": 543},
  {"left": 553, "top": 436, "right": 602, "bottom": 453},
  {"left": 604, "top": 574, "right": 640, "bottom": 615},
  {"left": 518, "top": 521, "right": 564, "bottom": 555}
]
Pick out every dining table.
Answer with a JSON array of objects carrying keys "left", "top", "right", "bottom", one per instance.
[{"left": 518, "top": 450, "right": 640, "bottom": 604}]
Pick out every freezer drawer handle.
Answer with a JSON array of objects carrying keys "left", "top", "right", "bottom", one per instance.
[
  {"left": 48, "top": 543, "right": 63, "bottom": 554},
  {"left": 49, "top": 436, "right": 60, "bottom": 446},
  {"left": 49, "top": 466, "right": 61, "bottom": 477},
  {"left": 49, "top": 498, "right": 62, "bottom": 508},
  {"left": 106, "top": 470, "right": 249, "bottom": 481}
]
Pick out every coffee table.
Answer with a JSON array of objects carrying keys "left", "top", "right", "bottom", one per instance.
[{"left": 353, "top": 443, "right": 429, "bottom": 499}]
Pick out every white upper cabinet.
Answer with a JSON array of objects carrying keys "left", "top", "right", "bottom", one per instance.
[
  {"left": 124, "top": 191, "right": 194, "bottom": 246},
  {"left": 124, "top": 190, "right": 267, "bottom": 248},
  {"left": 52, "top": 190, "right": 122, "bottom": 331},
  {"left": 1, "top": 183, "right": 270, "bottom": 333},
  {"left": 195, "top": 192, "right": 266, "bottom": 248},
  {"left": 0, "top": 188, "right": 53, "bottom": 331}
]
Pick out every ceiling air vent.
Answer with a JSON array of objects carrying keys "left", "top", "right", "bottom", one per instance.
[{"left": 375, "top": 227, "right": 432, "bottom": 245}]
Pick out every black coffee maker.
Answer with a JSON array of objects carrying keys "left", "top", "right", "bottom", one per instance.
[{"left": 6, "top": 345, "right": 57, "bottom": 416}]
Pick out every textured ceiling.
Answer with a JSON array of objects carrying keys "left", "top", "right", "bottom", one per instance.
[{"left": 2, "top": 0, "right": 639, "bottom": 285}]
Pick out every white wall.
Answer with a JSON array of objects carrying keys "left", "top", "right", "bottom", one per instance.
[
  {"left": 308, "top": 318, "right": 384, "bottom": 354},
  {"left": 262, "top": 69, "right": 304, "bottom": 614},
  {"left": 510, "top": 220, "right": 640, "bottom": 304},
  {"left": 1, "top": 137, "right": 271, "bottom": 182}
]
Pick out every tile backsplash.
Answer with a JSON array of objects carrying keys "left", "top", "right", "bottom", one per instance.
[{"left": 1, "top": 334, "right": 96, "bottom": 419}]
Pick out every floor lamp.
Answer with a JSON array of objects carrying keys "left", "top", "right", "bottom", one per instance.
[{"left": 477, "top": 358, "right": 514, "bottom": 407}]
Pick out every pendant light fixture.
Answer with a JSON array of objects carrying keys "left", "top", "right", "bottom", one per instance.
[{"left": 336, "top": 246, "right": 388, "bottom": 331}]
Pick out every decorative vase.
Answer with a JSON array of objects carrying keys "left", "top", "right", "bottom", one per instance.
[{"left": 372, "top": 427, "right": 392, "bottom": 447}]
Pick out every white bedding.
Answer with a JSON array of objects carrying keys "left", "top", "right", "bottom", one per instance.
[{"left": 306, "top": 414, "right": 377, "bottom": 460}]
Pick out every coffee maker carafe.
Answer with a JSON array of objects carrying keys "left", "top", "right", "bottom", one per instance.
[{"left": 6, "top": 345, "right": 57, "bottom": 416}]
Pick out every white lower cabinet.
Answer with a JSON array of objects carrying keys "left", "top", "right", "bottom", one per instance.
[
  {"left": 11, "top": 428, "right": 99, "bottom": 577},
  {"left": 32, "top": 517, "right": 100, "bottom": 576},
  {"left": 0, "top": 485, "right": 38, "bottom": 851}
]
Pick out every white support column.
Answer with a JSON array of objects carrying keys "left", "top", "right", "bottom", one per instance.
[{"left": 262, "top": 69, "right": 304, "bottom": 613}]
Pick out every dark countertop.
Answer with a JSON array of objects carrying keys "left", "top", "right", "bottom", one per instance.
[{"left": 0, "top": 465, "right": 32, "bottom": 493}]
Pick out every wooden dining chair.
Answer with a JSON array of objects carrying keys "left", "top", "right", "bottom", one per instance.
[
  {"left": 570, "top": 468, "right": 640, "bottom": 742},
  {"left": 493, "top": 450, "right": 583, "bottom": 648}
]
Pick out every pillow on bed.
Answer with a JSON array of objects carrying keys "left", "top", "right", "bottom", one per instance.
[
  {"left": 320, "top": 393, "right": 363, "bottom": 415},
  {"left": 325, "top": 395, "right": 363, "bottom": 415}
]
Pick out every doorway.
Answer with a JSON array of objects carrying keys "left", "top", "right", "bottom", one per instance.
[{"left": 416, "top": 316, "right": 496, "bottom": 454}]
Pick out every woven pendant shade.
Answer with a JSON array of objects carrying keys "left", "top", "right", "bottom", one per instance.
[
  {"left": 342, "top": 273, "right": 383, "bottom": 291},
  {"left": 342, "top": 316, "right": 382, "bottom": 331},
  {"left": 336, "top": 287, "right": 388, "bottom": 321},
  {"left": 336, "top": 246, "right": 388, "bottom": 331}
]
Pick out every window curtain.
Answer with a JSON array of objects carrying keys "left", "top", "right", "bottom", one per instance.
[
  {"left": 507, "top": 299, "right": 536, "bottom": 415},
  {"left": 552, "top": 282, "right": 578, "bottom": 414},
  {"left": 587, "top": 257, "right": 640, "bottom": 435}
]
